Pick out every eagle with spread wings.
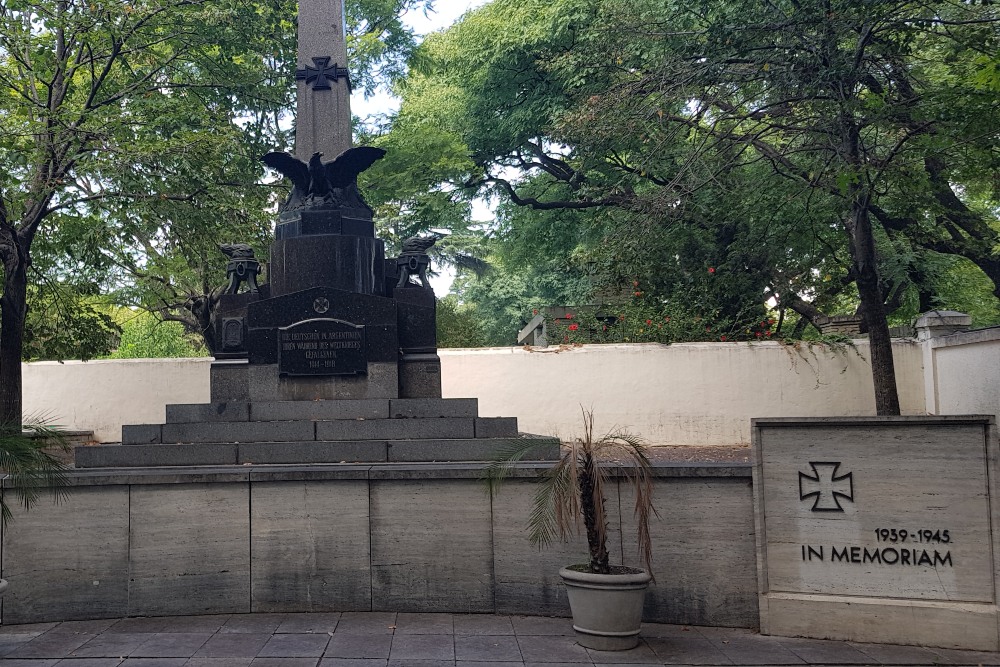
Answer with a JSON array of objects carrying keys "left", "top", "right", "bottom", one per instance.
[{"left": 262, "top": 147, "right": 386, "bottom": 213}]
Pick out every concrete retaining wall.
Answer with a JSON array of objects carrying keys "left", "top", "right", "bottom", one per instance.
[
  {"left": 23, "top": 341, "right": 927, "bottom": 444},
  {"left": 0, "top": 463, "right": 757, "bottom": 628}
]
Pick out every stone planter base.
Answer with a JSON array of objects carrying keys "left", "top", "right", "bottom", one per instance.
[{"left": 559, "top": 566, "right": 652, "bottom": 650}]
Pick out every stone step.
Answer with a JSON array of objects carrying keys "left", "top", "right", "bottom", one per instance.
[
  {"left": 125, "top": 416, "right": 517, "bottom": 445},
  {"left": 74, "top": 434, "right": 560, "bottom": 468},
  {"left": 163, "top": 398, "right": 480, "bottom": 424}
]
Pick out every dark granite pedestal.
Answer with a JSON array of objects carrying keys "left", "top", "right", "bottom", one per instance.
[{"left": 75, "top": 398, "right": 560, "bottom": 468}]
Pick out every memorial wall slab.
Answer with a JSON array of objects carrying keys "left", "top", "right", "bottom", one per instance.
[{"left": 752, "top": 416, "right": 1000, "bottom": 650}]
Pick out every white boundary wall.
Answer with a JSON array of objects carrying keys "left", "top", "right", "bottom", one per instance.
[{"left": 23, "top": 340, "right": 928, "bottom": 444}]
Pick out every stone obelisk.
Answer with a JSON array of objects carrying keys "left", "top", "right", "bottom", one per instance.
[{"left": 294, "top": 0, "right": 352, "bottom": 159}]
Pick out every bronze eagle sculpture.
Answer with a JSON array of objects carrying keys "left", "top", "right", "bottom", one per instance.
[{"left": 263, "top": 147, "right": 386, "bottom": 213}]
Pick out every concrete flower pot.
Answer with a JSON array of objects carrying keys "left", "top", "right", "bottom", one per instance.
[{"left": 559, "top": 566, "right": 652, "bottom": 650}]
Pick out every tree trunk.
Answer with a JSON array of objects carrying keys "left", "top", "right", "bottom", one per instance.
[
  {"left": 0, "top": 233, "right": 28, "bottom": 432},
  {"left": 579, "top": 452, "right": 610, "bottom": 573},
  {"left": 844, "top": 200, "right": 901, "bottom": 416}
]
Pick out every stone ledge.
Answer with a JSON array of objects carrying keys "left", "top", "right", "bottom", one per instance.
[{"left": 751, "top": 415, "right": 995, "bottom": 427}]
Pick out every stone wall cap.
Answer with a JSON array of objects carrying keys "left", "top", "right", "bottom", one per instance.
[
  {"left": 915, "top": 310, "right": 973, "bottom": 326},
  {"left": 751, "top": 415, "right": 995, "bottom": 427}
]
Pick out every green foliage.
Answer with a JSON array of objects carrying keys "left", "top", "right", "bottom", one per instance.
[
  {"left": 0, "top": 417, "right": 70, "bottom": 528},
  {"left": 107, "top": 310, "right": 207, "bottom": 359},
  {"left": 21, "top": 289, "right": 120, "bottom": 362},
  {"left": 436, "top": 295, "right": 486, "bottom": 348}
]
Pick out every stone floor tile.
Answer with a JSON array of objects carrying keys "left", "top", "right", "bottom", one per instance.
[
  {"left": 220, "top": 617, "right": 287, "bottom": 636},
  {"left": 132, "top": 635, "right": 212, "bottom": 658},
  {"left": 453, "top": 617, "right": 514, "bottom": 637},
  {"left": 929, "top": 649, "right": 1000, "bottom": 665},
  {"left": 645, "top": 637, "right": 733, "bottom": 665},
  {"left": 70, "top": 635, "right": 151, "bottom": 659},
  {"left": 522, "top": 663, "right": 593, "bottom": 667},
  {"left": 775, "top": 637, "right": 880, "bottom": 664},
  {"left": 7, "top": 635, "right": 98, "bottom": 659},
  {"left": 110, "top": 621, "right": 168, "bottom": 635},
  {"left": 393, "top": 615, "right": 454, "bottom": 636},
  {"left": 388, "top": 635, "right": 454, "bottom": 662},
  {"left": 386, "top": 661, "right": 455, "bottom": 667},
  {"left": 0, "top": 626, "right": 59, "bottom": 638},
  {"left": 510, "top": 619, "right": 573, "bottom": 637},
  {"left": 690, "top": 627, "right": 755, "bottom": 640},
  {"left": 332, "top": 616, "right": 396, "bottom": 636},
  {"left": 183, "top": 659, "right": 253, "bottom": 667},
  {"left": 50, "top": 623, "right": 119, "bottom": 636},
  {"left": 456, "top": 662, "right": 525, "bottom": 667},
  {"left": 193, "top": 635, "right": 271, "bottom": 659},
  {"left": 318, "top": 659, "right": 387, "bottom": 667},
  {"left": 0, "top": 661, "right": 60, "bottom": 667},
  {"left": 184, "top": 659, "right": 254, "bottom": 667},
  {"left": 849, "top": 642, "right": 953, "bottom": 665},
  {"left": 515, "top": 636, "right": 590, "bottom": 663},
  {"left": 708, "top": 637, "right": 804, "bottom": 665},
  {"left": 275, "top": 616, "right": 340, "bottom": 636},
  {"left": 250, "top": 660, "right": 320, "bottom": 667},
  {"left": 585, "top": 642, "right": 659, "bottom": 664},
  {"left": 0, "top": 636, "right": 44, "bottom": 657},
  {"left": 257, "top": 636, "right": 329, "bottom": 659},
  {"left": 455, "top": 635, "right": 521, "bottom": 662},
  {"left": 158, "top": 618, "right": 231, "bottom": 635},
  {"left": 323, "top": 635, "right": 392, "bottom": 660},
  {"left": 121, "top": 659, "right": 188, "bottom": 667},
  {"left": 53, "top": 660, "right": 124, "bottom": 667}
]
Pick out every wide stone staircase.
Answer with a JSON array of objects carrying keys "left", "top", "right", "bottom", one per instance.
[{"left": 74, "top": 398, "right": 560, "bottom": 468}]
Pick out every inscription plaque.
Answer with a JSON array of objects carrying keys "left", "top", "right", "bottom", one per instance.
[
  {"left": 278, "top": 318, "right": 366, "bottom": 376},
  {"left": 751, "top": 416, "right": 1000, "bottom": 650}
]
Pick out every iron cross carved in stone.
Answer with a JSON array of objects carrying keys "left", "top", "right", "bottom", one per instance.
[
  {"left": 296, "top": 56, "right": 350, "bottom": 91},
  {"left": 798, "top": 462, "right": 855, "bottom": 512}
]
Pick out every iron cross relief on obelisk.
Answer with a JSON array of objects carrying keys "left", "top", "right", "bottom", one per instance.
[{"left": 294, "top": 0, "right": 353, "bottom": 160}]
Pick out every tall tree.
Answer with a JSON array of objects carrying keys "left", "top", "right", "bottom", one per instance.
[{"left": 386, "top": 0, "right": 999, "bottom": 415}]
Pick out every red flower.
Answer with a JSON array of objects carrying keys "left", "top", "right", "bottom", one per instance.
[
  {"left": 569, "top": 323, "right": 579, "bottom": 331},
  {"left": 756, "top": 332, "right": 762, "bottom": 338},
  {"left": 602, "top": 325, "right": 608, "bottom": 331},
  {"left": 765, "top": 331, "right": 772, "bottom": 337},
  {"left": 645, "top": 319, "right": 652, "bottom": 325},
  {"left": 768, "top": 318, "right": 776, "bottom": 325},
  {"left": 565, "top": 313, "right": 574, "bottom": 319},
  {"left": 720, "top": 335, "right": 727, "bottom": 341},
  {"left": 619, "top": 315, "right": 625, "bottom": 321},
  {"left": 634, "top": 291, "right": 642, "bottom": 296},
  {"left": 532, "top": 309, "right": 538, "bottom": 315},
  {"left": 708, "top": 267, "right": 716, "bottom": 274}
]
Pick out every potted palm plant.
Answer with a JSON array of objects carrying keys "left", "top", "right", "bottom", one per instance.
[
  {"left": 486, "top": 408, "right": 657, "bottom": 650},
  {"left": 0, "top": 418, "right": 70, "bottom": 598}
]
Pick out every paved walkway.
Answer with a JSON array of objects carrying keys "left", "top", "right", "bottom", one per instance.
[{"left": 0, "top": 612, "right": 995, "bottom": 666}]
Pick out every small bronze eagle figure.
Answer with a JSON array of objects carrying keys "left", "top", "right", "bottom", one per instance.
[{"left": 262, "top": 146, "right": 386, "bottom": 213}]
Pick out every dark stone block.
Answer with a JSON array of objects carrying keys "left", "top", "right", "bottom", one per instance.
[
  {"left": 123, "top": 424, "right": 162, "bottom": 445},
  {"left": 475, "top": 417, "right": 519, "bottom": 438},
  {"left": 74, "top": 444, "right": 238, "bottom": 468},
  {"left": 238, "top": 441, "right": 387, "bottom": 464},
  {"left": 251, "top": 399, "right": 390, "bottom": 421},
  {"left": 248, "top": 287, "right": 396, "bottom": 328},
  {"left": 274, "top": 209, "right": 375, "bottom": 239},
  {"left": 245, "top": 363, "right": 398, "bottom": 401},
  {"left": 387, "top": 437, "right": 559, "bottom": 462},
  {"left": 398, "top": 354, "right": 442, "bottom": 399},
  {"left": 390, "top": 398, "right": 478, "bottom": 419},
  {"left": 395, "top": 299, "right": 436, "bottom": 352},
  {"left": 166, "top": 403, "right": 250, "bottom": 424},
  {"left": 161, "top": 421, "right": 315, "bottom": 444},
  {"left": 316, "top": 418, "right": 474, "bottom": 441},
  {"left": 210, "top": 360, "right": 250, "bottom": 402},
  {"left": 269, "top": 235, "right": 385, "bottom": 297}
]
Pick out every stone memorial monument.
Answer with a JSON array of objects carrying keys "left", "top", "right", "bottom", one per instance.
[
  {"left": 752, "top": 416, "right": 1000, "bottom": 650},
  {"left": 74, "top": 0, "right": 558, "bottom": 468}
]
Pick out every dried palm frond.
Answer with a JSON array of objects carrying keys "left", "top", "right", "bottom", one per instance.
[
  {"left": 484, "top": 407, "right": 657, "bottom": 575},
  {"left": 0, "top": 416, "right": 71, "bottom": 527}
]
